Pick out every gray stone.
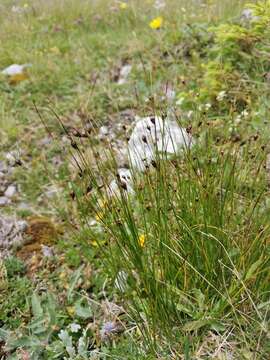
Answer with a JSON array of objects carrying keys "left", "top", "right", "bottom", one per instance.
[
  {"left": 0, "top": 197, "right": 10, "bottom": 206},
  {"left": 4, "top": 185, "right": 16, "bottom": 198}
]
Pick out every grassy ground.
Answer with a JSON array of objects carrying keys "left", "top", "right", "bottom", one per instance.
[{"left": 0, "top": 0, "right": 269, "bottom": 359}]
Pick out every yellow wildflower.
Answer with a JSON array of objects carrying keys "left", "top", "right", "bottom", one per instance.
[
  {"left": 66, "top": 306, "right": 75, "bottom": 316},
  {"left": 149, "top": 16, "right": 163, "bottom": 30},
  {"left": 119, "top": 2, "right": 127, "bottom": 9},
  {"left": 139, "top": 234, "right": 146, "bottom": 247}
]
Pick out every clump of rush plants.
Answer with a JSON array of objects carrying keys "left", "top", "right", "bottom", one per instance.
[
  {"left": 70, "top": 108, "right": 269, "bottom": 357},
  {"left": 62, "top": 2, "right": 270, "bottom": 357}
]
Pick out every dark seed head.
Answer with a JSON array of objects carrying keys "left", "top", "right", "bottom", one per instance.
[
  {"left": 186, "top": 125, "right": 192, "bottom": 134},
  {"left": 86, "top": 184, "right": 93, "bottom": 194},
  {"left": 71, "top": 141, "right": 79, "bottom": 150},
  {"left": 253, "top": 134, "right": 259, "bottom": 141},
  {"left": 146, "top": 204, "right": 152, "bottom": 211},
  {"left": 142, "top": 135, "right": 148, "bottom": 143},
  {"left": 70, "top": 191, "right": 75, "bottom": 200},
  {"left": 120, "top": 181, "right": 127, "bottom": 190},
  {"left": 15, "top": 159, "right": 22, "bottom": 166}
]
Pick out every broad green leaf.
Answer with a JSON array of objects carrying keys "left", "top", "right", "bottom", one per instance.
[
  {"left": 6, "top": 335, "right": 41, "bottom": 351},
  {"left": 75, "top": 300, "right": 92, "bottom": 319},
  {"left": 58, "top": 330, "right": 75, "bottom": 358},
  {"left": 183, "top": 319, "right": 211, "bottom": 332},
  {"left": 31, "top": 293, "right": 43, "bottom": 318}
]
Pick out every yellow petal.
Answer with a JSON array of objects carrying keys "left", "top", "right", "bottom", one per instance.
[
  {"left": 149, "top": 16, "right": 163, "bottom": 30},
  {"left": 139, "top": 234, "right": 146, "bottom": 247},
  {"left": 119, "top": 2, "right": 127, "bottom": 9}
]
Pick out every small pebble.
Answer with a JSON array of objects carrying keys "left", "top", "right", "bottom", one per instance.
[
  {"left": 4, "top": 185, "right": 16, "bottom": 198},
  {"left": 0, "top": 197, "right": 10, "bottom": 206},
  {"left": 41, "top": 245, "right": 54, "bottom": 257}
]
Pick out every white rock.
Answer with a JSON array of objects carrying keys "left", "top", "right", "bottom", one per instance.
[
  {"left": 108, "top": 168, "right": 134, "bottom": 197},
  {"left": 44, "top": 186, "right": 58, "bottom": 199},
  {"left": 5, "top": 152, "right": 16, "bottom": 163},
  {"left": 4, "top": 185, "right": 16, "bottom": 198},
  {"left": 1, "top": 64, "right": 31, "bottom": 76},
  {"left": 0, "top": 197, "right": 10, "bottom": 206},
  {"left": 17, "top": 220, "right": 28, "bottom": 232},
  {"left": 128, "top": 115, "right": 193, "bottom": 171},
  {"left": 117, "top": 64, "right": 132, "bottom": 84},
  {"left": 41, "top": 245, "right": 54, "bottom": 257}
]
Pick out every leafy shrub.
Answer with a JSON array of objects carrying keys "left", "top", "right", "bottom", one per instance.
[{"left": 199, "top": 1, "right": 270, "bottom": 107}]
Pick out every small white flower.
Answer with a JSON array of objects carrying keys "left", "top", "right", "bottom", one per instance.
[
  {"left": 241, "top": 109, "right": 249, "bottom": 118},
  {"left": 100, "top": 321, "right": 122, "bottom": 341},
  {"left": 235, "top": 115, "right": 241, "bottom": 124},
  {"left": 176, "top": 97, "right": 185, "bottom": 106},
  {"left": 187, "top": 110, "right": 193, "bottom": 119},
  {"left": 241, "top": 8, "right": 259, "bottom": 22},
  {"left": 205, "top": 103, "right": 212, "bottom": 110},
  {"left": 216, "top": 90, "right": 226, "bottom": 101},
  {"left": 154, "top": 0, "right": 166, "bottom": 10},
  {"left": 69, "top": 323, "right": 81, "bottom": 333}
]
